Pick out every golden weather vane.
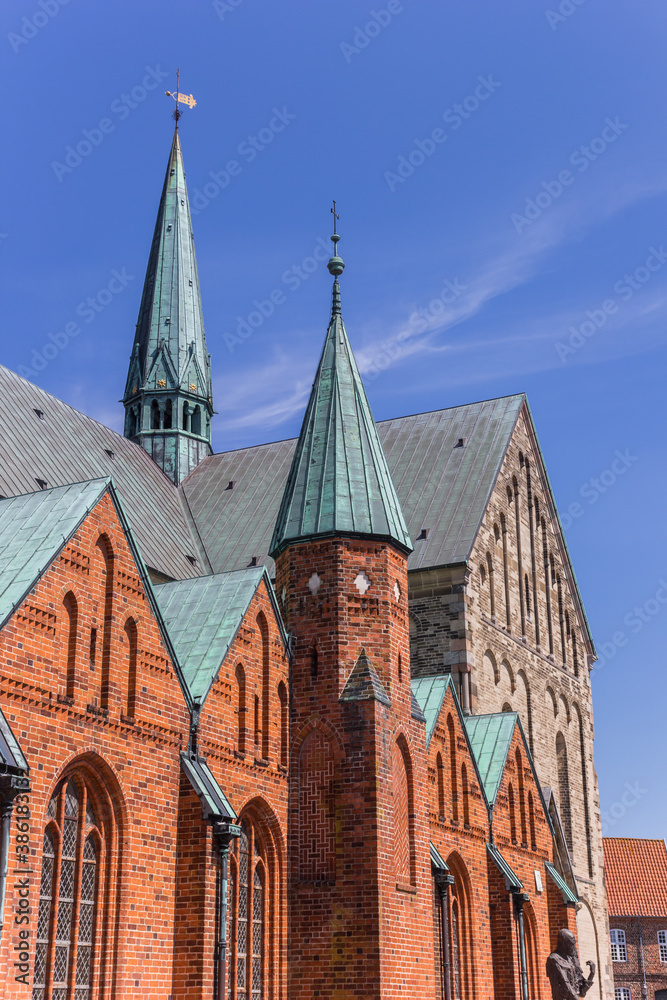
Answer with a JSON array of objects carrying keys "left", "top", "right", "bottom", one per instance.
[{"left": 165, "top": 69, "right": 197, "bottom": 127}]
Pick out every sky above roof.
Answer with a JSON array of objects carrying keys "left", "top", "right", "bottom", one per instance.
[{"left": 1, "top": 0, "right": 665, "bottom": 836}]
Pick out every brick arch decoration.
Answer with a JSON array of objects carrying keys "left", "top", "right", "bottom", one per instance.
[
  {"left": 297, "top": 728, "right": 336, "bottom": 883},
  {"left": 522, "top": 899, "right": 544, "bottom": 1000},
  {"left": 392, "top": 734, "right": 416, "bottom": 885},
  {"left": 445, "top": 850, "right": 477, "bottom": 1000},
  {"left": 571, "top": 701, "right": 594, "bottom": 879},
  {"left": 229, "top": 796, "right": 286, "bottom": 1000},
  {"left": 34, "top": 750, "right": 126, "bottom": 1000}
]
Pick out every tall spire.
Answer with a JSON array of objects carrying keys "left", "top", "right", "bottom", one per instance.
[
  {"left": 270, "top": 209, "right": 412, "bottom": 558},
  {"left": 123, "top": 126, "right": 213, "bottom": 484}
]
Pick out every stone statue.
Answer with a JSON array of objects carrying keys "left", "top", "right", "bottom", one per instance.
[{"left": 546, "top": 928, "right": 596, "bottom": 1000}]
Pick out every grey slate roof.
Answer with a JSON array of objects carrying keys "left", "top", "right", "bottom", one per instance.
[
  {"left": 0, "top": 479, "right": 109, "bottom": 630},
  {"left": 154, "top": 566, "right": 270, "bottom": 704},
  {"left": 270, "top": 286, "right": 412, "bottom": 558},
  {"left": 0, "top": 365, "right": 201, "bottom": 580},
  {"left": 183, "top": 393, "right": 525, "bottom": 574}
]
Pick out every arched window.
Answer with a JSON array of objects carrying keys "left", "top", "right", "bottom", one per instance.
[
  {"left": 556, "top": 731, "right": 573, "bottom": 851},
  {"left": 393, "top": 739, "right": 414, "bottom": 884},
  {"left": 151, "top": 400, "right": 160, "bottom": 429},
  {"left": 236, "top": 663, "right": 246, "bottom": 754},
  {"left": 229, "top": 820, "right": 268, "bottom": 1000},
  {"left": 124, "top": 618, "right": 138, "bottom": 718},
  {"left": 191, "top": 405, "right": 201, "bottom": 436},
  {"left": 524, "top": 574, "right": 531, "bottom": 617},
  {"left": 500, "top": 513, "right": 511, "bottom": 629},
  {"left": 33, "top": 777, "right": 103, "bottom": 1000},
  {"left": 528, "top": 792, "right": 537, "bottom": 851},
  {"left": 451, "top": 897, "right": 462, "bottom": 1000},
  {"left": 557, "top": 576, "right": 567, "bottom": 666},
  {"left": 257, "top": 613, "right": 270, "bottom": 760},
  {"left": 515, "top": 748, "right": 528, "bottom": 846},
  {"left": 163, "top": 398, "right": 172, "bottom": 429},
  {"left": 436, "top": 752, "right": 445, "bottom": 820},
  {"left": 95, "top": 536, "right": 114, "bottom": 712},
  {"left": 461, "top": 763, "right": 470, "bottom": 827},
  {"left": 278, "top": 681, "right": 288, "bottom": 768},
  {"left": 542, "top": 523, "right": 554, "bottom": 654},
  {"left": 447, "top": 715, "right": 459, "bottom": 823},
  {"left": 508, "top": 783, "right": 517, "bottom": 842},
  {"left": 397, "top": 653, "right": 403, "bottom": 684},
  {"left": 572, "top": 631, "right": 580, "bottom": 678},
  {"left": 63, "top": 592, "right": 78, "bottom": 700},
  {"left": 486, "top": 552, "right": 495, "bottom": 619},
  {"left": 182, "top": 401, "right": 189, "bottom": 431}
]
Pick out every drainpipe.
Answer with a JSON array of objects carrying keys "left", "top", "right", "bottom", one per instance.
[
  {"left": 638, "top": 915, "right": 648, "bottom": 1000},
  {"left": 513, "top": 891, "right": 530, "bottom": 1000},
  {"left": 435, "top": 871, "right": 455, "bottom": 1000},
  {"left": 0, "top": 795, "right": 14, "bottom": 945},
  {"left": 215, "top": 823, "right": 239, "bottom": 1000}
]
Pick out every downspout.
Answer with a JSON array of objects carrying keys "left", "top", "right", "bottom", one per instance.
[
  {"left": 513, "top": 891, "right": 530, "bottom": 1000},
  {"left": 0, "top": 795, "right": 14, "bottom": 945},
  {"left": 435, "top": 871, "right": 455, "bottom": 1000},
  {"left": 215, "top": 825, "right": 236, "bottom": 1000},
  {"left": 638, "top": 915, "right": 648, "bottom": 1000}
]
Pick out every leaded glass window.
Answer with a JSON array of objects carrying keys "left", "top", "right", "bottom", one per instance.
[
  {"left": 451, "top": 899, "right": 461, "bottom": 1000},
  {"left": 228, "top": 820, "right": 266, "bottom": 1000},
  {"left": 33, "top": 778, "right": 102, "bottom": 1000}
]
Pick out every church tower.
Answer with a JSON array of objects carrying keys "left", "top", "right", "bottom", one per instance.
[
  {"left": 122, "top": 126, "right": 213, "bottom": 484},
  {"left": 271, "top": 221, "right": 436, "bottom": 999}
]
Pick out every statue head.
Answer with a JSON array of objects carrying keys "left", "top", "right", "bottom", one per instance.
[{"left": 556, "top": 928, "right": 577, "bottom": 958}]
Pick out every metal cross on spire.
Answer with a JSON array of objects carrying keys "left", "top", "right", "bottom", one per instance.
[
  {"left": 165, "top": 69, "right": 197, "bottom": 128},
  {"left": 331, "top": 200, "right": 340, "bottom": 236}
]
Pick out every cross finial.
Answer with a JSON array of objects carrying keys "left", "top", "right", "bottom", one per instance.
[
  {"left": 331, "top": 199, "right": 340, "bottom": 236},
  {"left": 166, "top": 69, "right": 198, "bottom": 127}
]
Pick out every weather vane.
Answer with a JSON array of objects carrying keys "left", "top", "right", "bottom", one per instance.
[{"left": 165, "top": 69, "right": 197, "bottom": 127}]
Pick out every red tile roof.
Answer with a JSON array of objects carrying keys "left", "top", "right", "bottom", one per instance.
[{"left": 603, "top": 838, "right": 667, "bottom": 917}]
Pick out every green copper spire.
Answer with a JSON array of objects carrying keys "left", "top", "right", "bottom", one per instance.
[
  {"left": 123, "top": 127, "right": 213, "bottom": 484},
  {"left": 270, "top": 213, "right": 413, "bottom": 559}
]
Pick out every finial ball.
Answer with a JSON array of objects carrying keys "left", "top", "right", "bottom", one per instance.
[{"left": 328, "top": 255, "right": 345, "bottom": 277}]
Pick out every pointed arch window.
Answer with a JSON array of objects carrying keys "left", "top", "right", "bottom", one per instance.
[
  {"left": 63, "top": 592, "right": 78, "bottom": 700},
  {"left": 508, "top": 783, "right": 517, "bottom": 843},
  {"left": 228, "top": 820, "right": 267, "bottom": 1000},
  {"left": 33, "top": 778, "right": 102, "bottom": 1000},
  {"left": 163, "top": 398, "right": 173, "bottom": 429}
]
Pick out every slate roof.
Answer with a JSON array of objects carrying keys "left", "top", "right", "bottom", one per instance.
[
  {"left": 0, "top": 365, "right": 201, "bottom": 580},
  {"left": 184, "top": 393, "right": 525, "bottom": 575},
  {"left": 464, "top": 712, "right": 518, "bottom": 806},
  {"left": 603, "top": 838, "right": 667, "bottom": 917},
  {"left": 270, "top": 281, "right": 412, "bottom": 557},
  {"left": 339, "top": 649, "right": 390, "bottom": 706},
  {"left": 154, "top": 566, "right": 275, "bottom": 704},
  {"left": 0, "top": 479, "right": 110, "bottom": 629}
]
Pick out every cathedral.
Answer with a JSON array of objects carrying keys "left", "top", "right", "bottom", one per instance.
[{"left": 0, "top": 123, "right": 614, "bottom": 999}]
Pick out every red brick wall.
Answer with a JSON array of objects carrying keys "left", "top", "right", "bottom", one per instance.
[
  {"left": 276, "top": 536, "right": 435, "bottom": 1000},
  {"left": 609, "top": 915, "right": 667, "bottom": 998}
]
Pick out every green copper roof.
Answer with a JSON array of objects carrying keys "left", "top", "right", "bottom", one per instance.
[
  {"left": 545, "top": 861, "right": 579, "bottom": 904},
  {"left": 0, "top": 705, "right": 28, "bottom": 774},
  {"left": 464, "top": 712, "right": 518, "bottom": 807},
  {"left": 487, "top": 842, "right": 524, "bottom": 892},
  {"left": 411, "top": 674, "right": 456, "bottom": 745},
  {"left": 154, "top": 567, "right": 275, "bottom": 704},
  {"left": 123, "top": 128, "right": 213, "bottom": 482},
  {"left": 180, "top": 752, "right": 237, "bottom": 823},
  {"left": 270, "top": 280, "right": 412, "bottom": 557},
  {"left": 0, "top": 479, "right": 110, "bottom": 631},
  {"left": 430, "top": 843, "right": 450, "bottom": 872}
]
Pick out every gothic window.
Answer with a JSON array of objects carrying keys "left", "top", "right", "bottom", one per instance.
[
  {"left": 508, "top": 783, "right": 517, "bottom": 842},
  {"left": 436, "top": 753, "right": 445, "bottom": 820},
  {"left": 515, "top": 748, "right": 528, "bottom": 846},
  {"left": 236, "top": 663, "right": 246, "bottom": 754},
  {"left": 528, "top": 792, "right": 537, "bottom": 851},
  {"left": 556, "top": 732, "right": 573, "bottom": 851},
  {"left": 500, "top": 514, "right": 511, "bottom": 629},
  {"left": 191, "top": 405, "right": 201, "bottom": 435},
  {"left": 610, "top": 929, "right": 627, "bottom": 962},
  {"left": 278, "top": 681, "right": 288, "bottom": 768},
  {"left": 33, "top": 778, "right": 102, "bottom": 1000},
  {"left": 229, "top": 821, "right": 266, "bottom": 1000},
  {"left": 124, "top": 618, "right": 138, "bottom": 718},
  {"left": 63, "top": 592, "right": 78, "bottom": 700},
  {"left": 163, "top": 398, "right": 172, "bottom": 429},
  {"left": 94, "top": 535, "right": 114, "bottom": 712},
  {"left": 447, "top": 715, "right": 459, "bottom": 823},
  {"left": 658, "top": 929, "right": 667, "bottom": 962},
  {"left": 486, "top": 552, "right": 495, "bottom": 619},
  {"left": 257, "top": 613, "right": 270, "bottom": 760},
  {"left": 392, "top": 739, "right": 413, "bottom": 883},
  {"left": 461, "top": 764, "right": 470, "bottom": 827},
  {"left": 151, "top": 400, "right": 160, "bottom": 429}
]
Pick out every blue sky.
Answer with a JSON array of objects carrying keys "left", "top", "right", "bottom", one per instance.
[{"left": 1, "top": 0, "right": 665, "bottom": 837}]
